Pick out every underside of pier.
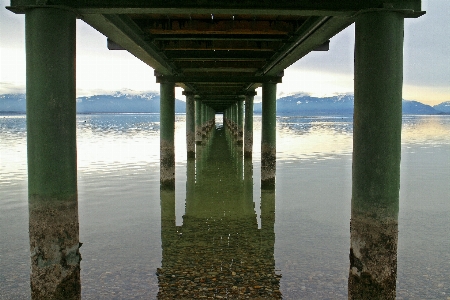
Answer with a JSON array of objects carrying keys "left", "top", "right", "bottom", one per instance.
[{"left": 7, "top": 1, "right": 424, "bottom": 299}]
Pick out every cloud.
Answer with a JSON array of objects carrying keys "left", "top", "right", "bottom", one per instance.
[{"left": 0, "top": 82, "right": 25, "bottom": 94}]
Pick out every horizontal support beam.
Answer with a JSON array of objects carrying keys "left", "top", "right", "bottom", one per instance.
[
  {"left": 175, "top": 60, "right": 264, "bottom": 69},
  {"left": 182, "top": 68, "right": 258, "bottom": 73},
  {"left": 258, "top": 16, "right": 330, "bottom": 75},
  {"left": 192, "top": 91, "right": 248, "bottom": 97},
  {"left": 134, "top": 18, "right": 300, "bottom": 35},
  {"left": 264, "top": 16, "right": 353, "bottom": 76},
  {"left": 155, "top": 40, "right": 283, "bottom": 51},
  {"left": 8, "top": 1, "right": 423, "bottom": 16},
  {"left": 165, "top": 50, "right": 273, "bottom": 60},
  {"left": 151, "top": 34, "right": 287, "bottom": 41},
  {"left": 82, "top": 14, "right": 177, "bottom": 75},
  {"left": 156, "top": 75, "right": 282, "bottom": 84}
]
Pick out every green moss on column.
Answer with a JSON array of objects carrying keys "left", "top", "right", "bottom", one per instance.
[
  {"left": 261, "top": 83, "right": 277, "bottom": 189},
  {"left": 349, "top": 11, "right": 404, "bottom": 299},
  {"left": 160, "top": 81, "right": 175, "bottom": 189},
  {"left": 25, "top": 8, "right": 80, "bottom": 299}
]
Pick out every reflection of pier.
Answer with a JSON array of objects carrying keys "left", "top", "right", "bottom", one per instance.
[
  {"left": 6, "top": 1, "right": 424, "bottom": 298},
  {"left": 159, "top": 127, "right": 280, "bottom": 298}
]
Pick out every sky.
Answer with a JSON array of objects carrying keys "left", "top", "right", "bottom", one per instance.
[{"left": 0, "top": 0, "right": 449, "bottom": 105}]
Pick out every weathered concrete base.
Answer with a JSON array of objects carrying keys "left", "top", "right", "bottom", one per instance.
[
  {"left": 29, "top": 196, "right": 81, "bottom": 300},
  {"left": 186, "top": 131, "right": 195, "bottom": 159},
  {"left": 160, "top": 140, "right": 175, "bottom": 189},
  {"left": 237, "top": 130, "right": 243, "bottom": 145},
  {"left": 244, "top": 131, "right": 253, "bottom": 158},
  {"left": 348, "top": 214, "right": 398, "bottom": 300},
  {"left": 261, "top": 144, "right": 276, "bottom": 189},
  {"left": 195, "top": 125, "right": 202, "bottom": 145}
]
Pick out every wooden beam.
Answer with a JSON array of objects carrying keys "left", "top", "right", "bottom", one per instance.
[
  {"left": 156, "top": 75, "right": 282, "bottom": 83},
  {"left": 134, "top": 19, "right": 300, "bottom": 35},
  {"left": 81, "top": 14, "right": 177, "bottom": 75},
  {"left": 8, "top": 1, "right": 423, "bottom": 16},
  {"left": 151, "top": 34, "right": 287, "bottom": 41},
  {"left": 155, "top": 40, "right": 282, "bottom": 51},
  {"left": 165, "top": 50, "right": 273, "bottom": 60},
  {"left": 175, "top": 60, "right": 264, "bottom": 69}
]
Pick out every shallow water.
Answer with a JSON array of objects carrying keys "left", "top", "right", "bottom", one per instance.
[{"left": 0, "top": 114, "right": 449, "bottom": 299}]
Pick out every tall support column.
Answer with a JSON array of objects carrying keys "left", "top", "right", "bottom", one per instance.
[
  {"left": 244, "top": 91, "right": 256, "bottom": 158},
  {"left": 195, "top": 98, "right": 202, "bottom": 145},
  {"left": 237, "top": 98, "right": 244, "bottom": 145},
  {"left": 261, "top": 83, "right": 277, "bottom": 189},
  {"left": 349, "top": 12, "right": 404, "bottom": 299},
  {"left": 160, "top": 82, "right": 176, "bottom": 189},
  {"left": 184, "top": 91, "right": 195, "bottom": 158},
  {"left": 25, "top": 8, "right": 81, "bottom": 299},
  {"left": 201, "top": 102, "right": 207, "bottom": 137}
]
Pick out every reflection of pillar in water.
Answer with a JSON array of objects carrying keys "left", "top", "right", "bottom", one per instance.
[
  {"left": 260, "top": 189, "right": 275, "bottom": 254},
  {"left": 244, "top": 91, "right": 255, "bottom": 158},
  {"left": 349, "top": 11, "right": 403, "bottom": 299},
  {"left": 158, "top": 127, "right": 281, "bottom": 299},
  {"left": 25, "top": 8, "right": 81, "bottom": 299},
  {"left": 160, "top": 82, "right": 176, "bottom": 189},
  {"left": 184, "top": 91, "right": 196, "bottom": 159},
  {"left": 244, "top": 159, "right": 253, "bottom": 208},
  {"left": 185, "top": 158, "right": 195, "bottom": 214},
  {"left": 159, "top": 187, "right": 176, "bottom": 285},
  {"left": 261, "top": 83, "right": 277, "bottom": 189}
]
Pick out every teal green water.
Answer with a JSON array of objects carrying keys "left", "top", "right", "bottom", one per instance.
[{"left": 1, "top": 114, "right": 449, "bottom": 299}]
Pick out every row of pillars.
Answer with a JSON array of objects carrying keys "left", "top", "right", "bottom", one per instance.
[
  {"left": 22, "top": 6, "right": 405, "bottom": 299},
  {"left": 162, "top": 83, "right": 277, "bottom": 190}
]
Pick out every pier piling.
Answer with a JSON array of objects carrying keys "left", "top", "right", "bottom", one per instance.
[
  {"left": 349, "top": 11, "right": 404, "bottom": 299},
  {"left": 160, "top": 81, "right": 176, "bottom": 189},
  {"left": 261, "top": 83, "right": 277, "bottom": 189},
  {"left": 25, "top": 8, "right": 81, "bottom": 299}
]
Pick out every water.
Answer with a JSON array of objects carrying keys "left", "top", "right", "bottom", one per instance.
[{"left": 1, "top": 113, "right": 449, "bottom": 299}]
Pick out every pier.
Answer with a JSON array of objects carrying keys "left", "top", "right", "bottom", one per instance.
[{"left": 6, "top": 1, "right": 424, "bottom": 299}]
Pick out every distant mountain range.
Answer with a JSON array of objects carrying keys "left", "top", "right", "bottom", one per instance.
[
  {"left": 0, "top": 92, "right": 186, "bottom": 114},
  {"left": 255, "top": 94, "right": 448, "bottom": 115},
  {"left": 1, "top": 92, "right": 449, "bottom": 115}
]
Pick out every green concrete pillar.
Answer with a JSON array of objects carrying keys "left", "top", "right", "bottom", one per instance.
[
  {"left": 160, "top": 82, "right": 175, "bottom": 189},
  {"left": 229, "top": 106, "right": 232, "bottom": 132},
  {"left": 349, "top": 11, "right": 404, "bottom": 299},
  {"left": 184, "top": 91, "right": 195, "bottom": 158},
  {"left": 25, "top": 8, "right": 81, "bottom": 299},
  {"left": 223, "top": 109, "right": 227, "bottom": 129},
  {"left": 195, "top": 98, "right": 202, "bottom": 145},
  {"left": 237, "top": 98, "right": 244, "bottom": 145},
  {"left": 261, "top": 83, "right": 277, "bottom": 189},
  {"left": 230, "top": 105, "right": 234, "bottom": 133},
  {"left": 201, "top": 102, "right": 207, "bottom": 138},
  {"left": 244, "top": 91, "right": 255, "bottom": 158}
]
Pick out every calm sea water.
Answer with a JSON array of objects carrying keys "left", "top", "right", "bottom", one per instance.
[{"left": 1, "top": 113, "right": 449, "bottom": 299}]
